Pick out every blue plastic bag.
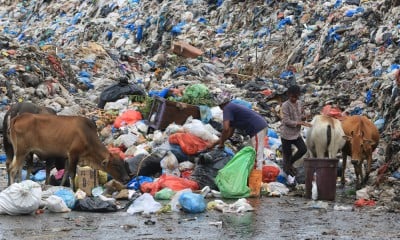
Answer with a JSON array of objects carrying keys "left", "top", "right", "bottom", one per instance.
[
  {"left": 345, "top": 7, "right": 364, "bottom": 17},
  {"left": 277, "top": 17, "right": 292, "bottom": 30},
  {"left": 169, "top": 144, "right": 189, "bottom": 162},
  {"left": 171, "top": 22, "right": 186, "bottom": 35},
  {"left": 106, "top": 30, "right": 113, "bottom": 41},
  {"left": 0, "top": 154, "right": 6, "bottom": 164},
  {"left": 350, "top": 107, "right": 363, "bottom": 115},
  {"left": 77, "top": 77, "right": 94, "bottom": 89},
  {"left": 334, "top": 0, "right": 342, "bottom": 9},
  {"left": 173, "top": 66, "right": 188, "bottom": 75},
  {"left": 136, "top": 25, "right": 143, "bottom": 43},
  {"left": 280, "top": 70, "right": 294, "bottom": 80},
  {"left": 198, "top": 105, "right": 212, "bottom": 123},
  {"left": 149, "top": 88, "right": 170, "bottom": 98},
  {"left": 365, "top": 89, "right": 372, "bottom": 104},
  {"left": 267, "top": 128, "right": 279, "bottom": 139},
  {"left": 232, "top": 99, "right": 252, "bottom": 109},
  {"left": 127, "top": 176, "right": 154, "bottom": 190},
  {"left": 54, "top": 188, "right": 76, "bottom": 209},
  {"left": 374, "top": 118, "right": 385, "bottom": 131},
  {"left": 392, "top": 171, "right": 400, "bottom": 179},
  {"left": 178, "top": 192, "right": 206, "bottom": 213},
  {"left": 32, "top": 169, "right": 46, "bottom": 182}
]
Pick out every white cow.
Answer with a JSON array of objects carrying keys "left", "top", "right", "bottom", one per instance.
[{"left": 306, "top": 115, "right": 346, "bottom": 158}]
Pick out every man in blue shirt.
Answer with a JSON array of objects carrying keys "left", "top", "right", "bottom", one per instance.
[{"left": 211, "top": 91, "right": 268, "bottom": 170}]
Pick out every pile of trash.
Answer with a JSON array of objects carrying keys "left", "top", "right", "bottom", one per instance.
[{"left": 0, "top": 0, "right": 400, "bottom": 213}]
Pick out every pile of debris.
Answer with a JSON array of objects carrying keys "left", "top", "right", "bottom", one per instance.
[{"left": 0, "top": 0, "right": 399, "bottom": 211}]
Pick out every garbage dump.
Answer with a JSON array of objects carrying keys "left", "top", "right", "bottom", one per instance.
[{"left": 0, "top": 0, "right": 399, "bottom": 216}]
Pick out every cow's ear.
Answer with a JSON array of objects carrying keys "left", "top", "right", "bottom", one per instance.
[
  {"left": 363, "top": 139, "right": 375, "bottom": 146},
  {"left": 102, "top": 159, "right": 109, "bottom": 167},
  {"left": 343, "top": 135, "right": 352, "bottom": 141}
]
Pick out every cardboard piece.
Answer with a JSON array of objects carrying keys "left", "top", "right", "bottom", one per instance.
[
  {"left": 172, "top": 41, "right": 203, "bottom": 58},
  {"left": 76, "top": 166, "right": 99, "bottom": 196}
]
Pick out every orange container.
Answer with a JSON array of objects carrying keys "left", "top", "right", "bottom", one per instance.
[{"left": 248, "top": 169, "right": 262, "bottom": 197}]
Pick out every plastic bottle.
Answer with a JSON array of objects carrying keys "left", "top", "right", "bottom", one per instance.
[{"left": 311, "top": 171, "right": 318, "bottom": 200}]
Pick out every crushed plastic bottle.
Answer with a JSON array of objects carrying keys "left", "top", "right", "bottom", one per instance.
[{"left": 311, "top": 171, "right": 318, "bottom": 200}]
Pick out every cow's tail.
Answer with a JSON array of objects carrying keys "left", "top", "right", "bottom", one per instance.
[
  {"left": 8, "top": 117, "right": 17, "bottom": 157},
  {"left": 326, "top": 125, "right": 332, "bottom": 154}
]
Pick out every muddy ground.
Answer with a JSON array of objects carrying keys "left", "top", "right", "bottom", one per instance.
[
  {"left": 0, "top": 162, "right": 399, "bottom": 240},
  {"left": 0, "top": 185, "right": 399, "bottom": 240}
]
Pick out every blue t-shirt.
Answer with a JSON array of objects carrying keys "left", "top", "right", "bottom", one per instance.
[{"left": 223, "top": 102, "right": 268, "bottom": 137}]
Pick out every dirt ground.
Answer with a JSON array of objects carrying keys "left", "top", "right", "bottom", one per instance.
[
  {"left": 0, "top": 185, "right": 399, "bottom": 240},
  {"left": 1, "top": 160, "right": 400, "bottom": 240}
]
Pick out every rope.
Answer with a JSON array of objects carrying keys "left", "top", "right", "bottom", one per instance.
[{"left": 133, "top": 151, "right": 168, "bottom": 190}]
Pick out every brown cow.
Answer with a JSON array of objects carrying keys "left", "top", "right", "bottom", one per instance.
[
  {"left": 341, "top": 115, "right": 379, "bottom": 188},
  {"left": 2, "top": 102, "right": 65, "bottom": 185},
  {"left": 8, "top": 113, "right": 131, "bottom": 189}
]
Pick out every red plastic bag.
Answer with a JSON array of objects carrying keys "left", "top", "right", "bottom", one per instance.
[
  {"left": 108, "top": 147, "right": 126, "bottom": 159},
  {"left": 140, "top": 182, "right": 155, "bottom": 194},
  {"left": 140, "top": 174, "right": 199, "bottom": 195},
  {"left": 354, "top": 198, "right": 376, "bottom": 207},
  {"left": 168, "top": 132, "right": 210, "bottom": 155},
  {"left": 262, "top": 165, "right": 280, "bottom": 183},
  {"left": 321, "top": 105, "right": 342, "bottom": 119},
  {"left": 113, "top": 110, "right": 142, "bottom": 128}
]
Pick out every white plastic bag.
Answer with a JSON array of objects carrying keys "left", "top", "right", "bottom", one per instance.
[
  {"left": 267, "top": 182, "right": 289, "bottom": 196},
  {"left": 210, "top": 106, "right": 223, "bottom": 122},
  {"left": 0, "top": 180, "right": 42, "bottom": 215},
  {"left": 152, "top": 130, "right": 166, "bottom": 145},
  {"left": 127, "top": 193, "right": 162, "bottom": 215},
  {"left": 45, "top": 195, "right": 71, "bottom": 213},
  {"left": 164, "top": 123, "right": 183, "bottom": 136},
  {"left": 183, "top": 118, "right": 219, "bottom": 142},
  {"left": 114, "top": 133, "right": 138, "bottom": 147},
  {"left": 160, "top": 151, "right": 180, "bottom": 176}
]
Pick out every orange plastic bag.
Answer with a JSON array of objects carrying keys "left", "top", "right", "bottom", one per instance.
[
  {"left": 114, "top": 110, "right": 142, "bottom": 128},
  {"left": 140, "top": 174, "right": 199, "bottom": 195},
  {"left": 168, "top": 132, "right": 210, "bottom": 155}
]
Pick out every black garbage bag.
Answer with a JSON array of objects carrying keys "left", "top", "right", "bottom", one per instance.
[
  {"left": 345, "top": 0, "right": 360, "bottom": 5},
  {"left": 125, "top": 153, "right": 163, "bottom": 177},
  {"left": 97, "top": 78, "right": 146, "bottom": 109},
  {"left": 169, "top": 144, "right": 189, "bottom": 162},
  {"left": 190, "top": 149, "right": 232, "bottom": 190},
  {"left": 74, "top": 197, "right": 118, "bottom": 212},
  {"left": 49, "top": 174, "right": 71, "bottom": 187}
]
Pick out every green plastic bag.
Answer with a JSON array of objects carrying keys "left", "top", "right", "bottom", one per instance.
[
  {"left": 181, "top": 84, "right": 213, "bottom": 106},
  {"left": 155, "top": 188, "right": 176, "bottom": 200},
  {"left": 215, "top": 146, "right": 255, "bottom": 198}
]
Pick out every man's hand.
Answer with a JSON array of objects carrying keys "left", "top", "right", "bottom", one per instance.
[
  {"left": 209, "top": 140, "right": 224, "bottom": 149},
  {"left": 298, "top": 121, "right": 312, "bottom": 128},
  {"left": 209, "top": 140, "right": 219, "bottom": 149}
]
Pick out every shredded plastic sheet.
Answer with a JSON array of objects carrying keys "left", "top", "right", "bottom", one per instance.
[
  {"left": 44, "top": 195, "right": 71, "bottom": 213},
  {"left": 127, "top": 193, "right": 162, "bottom": 214},
  {"left": 209, "top": 198, "right": 254, "bottom": 213}
]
